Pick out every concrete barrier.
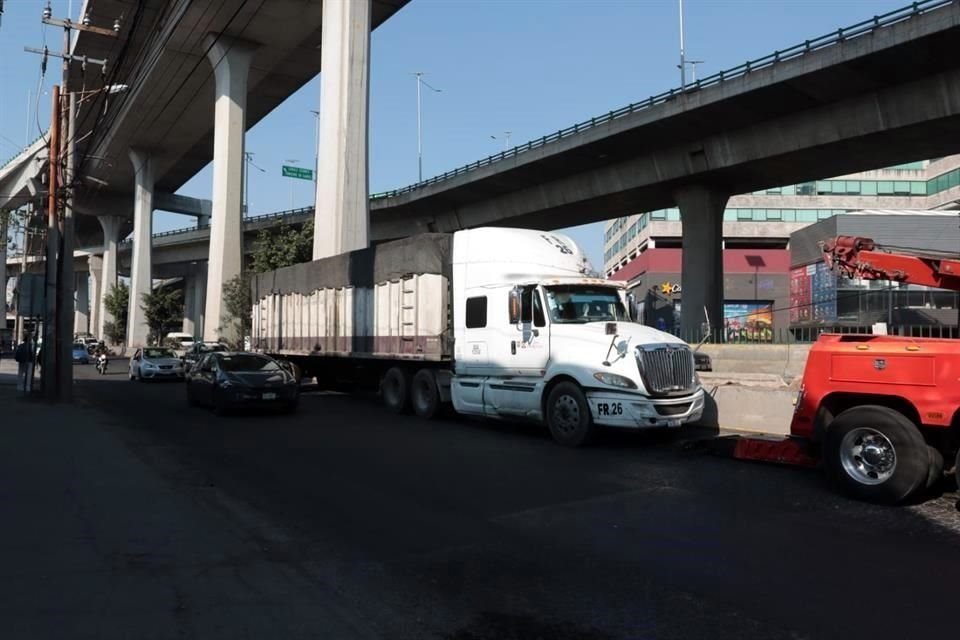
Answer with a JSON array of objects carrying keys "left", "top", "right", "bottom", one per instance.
[
  {"left": 694, "top": 384, "right": 796, "bottom": 436},
  {"left": 699, "top": 343, "right": 811, "bottom": 381}
]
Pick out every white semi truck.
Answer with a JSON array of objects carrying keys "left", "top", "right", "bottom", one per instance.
[{"left": 251, "top": 227, "right": 705, "bottom": 445}]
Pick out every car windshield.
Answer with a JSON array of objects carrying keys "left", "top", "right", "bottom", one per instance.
[
  {"left": 143, "top": 348, "right": 175, "bottom": 359},
  {"left": 543, "top": 285, "right": 627, "bottom": 324},
  {"left": 218, "top": 354, "right": 280, "bottom": 372}
]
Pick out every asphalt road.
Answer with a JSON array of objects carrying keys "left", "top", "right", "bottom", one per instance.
[{"left": 75, "top": 362, "right": 960, "bottom": 640}]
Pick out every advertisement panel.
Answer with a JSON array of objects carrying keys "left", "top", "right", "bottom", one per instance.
[{"left": 724, "top": 302, "right": 773, "bottom": 342}]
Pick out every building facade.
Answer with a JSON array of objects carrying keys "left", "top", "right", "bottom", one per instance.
[{"left": 605, "top": 157, "right": 960, "bottom": 340}]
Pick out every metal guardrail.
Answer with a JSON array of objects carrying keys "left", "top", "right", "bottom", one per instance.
[
  {"left": 121, "top": 206, "right": 313, "bottom": 244},
  {"left": 368, "top": 0, "right": 955, "bottom": 201}
]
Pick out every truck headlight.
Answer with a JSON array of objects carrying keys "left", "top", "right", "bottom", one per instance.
[{"left": 593, "top": 372, "right": 637, "bottom": 389}]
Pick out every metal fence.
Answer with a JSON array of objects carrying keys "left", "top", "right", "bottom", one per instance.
[{"left": 672, "top": 323, "right": 960, "bottom": 345}]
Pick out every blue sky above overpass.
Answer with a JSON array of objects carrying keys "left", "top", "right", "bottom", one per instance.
[{"left": 0, "top": 0, "right": 910, "bottom": 269}]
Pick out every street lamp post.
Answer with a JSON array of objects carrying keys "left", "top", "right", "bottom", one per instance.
[
  {"left": 490, "top": 131, "right": 512, "bottom": 152},
  {"left": 413, "top": 72, "right": 442, "bottom": 183},
  {"left": 285, "top": 159, "right": 300, "bottom": 209},
  {"left": 310, "top": 110, "right": 320, "bottom": 186}
]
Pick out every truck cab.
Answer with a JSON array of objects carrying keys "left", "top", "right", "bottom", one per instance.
[{"left": 449, "top": 228, "right": 705, "bottom": 445}]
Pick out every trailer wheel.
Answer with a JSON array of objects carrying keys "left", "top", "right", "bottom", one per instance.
[
  {"left": 411, "top": 369, "right": 440, "bottom": 419},
  {"left": 925, "top": 445, "right": 944, "bottom": 490},
  {"left": 381, "top": 367, "right": 410, "bottom": 414},
  {"left": 545, "top": 382, "right": 595, "bottom": 447},
  {"left": 824, "top": 405, "right": 927, "bottom": 504}
]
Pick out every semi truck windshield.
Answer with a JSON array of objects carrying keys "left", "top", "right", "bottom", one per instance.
[{"left": 544, "top": 286, "right": 627, "bottom": 324}]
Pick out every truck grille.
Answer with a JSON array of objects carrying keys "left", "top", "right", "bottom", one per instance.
[{"left": 636, "top": 345, "right": 696, "bottom": 396}]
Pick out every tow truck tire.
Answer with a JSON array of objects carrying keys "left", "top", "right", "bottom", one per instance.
[
  {"left": 824, "top": 405, "right": 927, "bottom": 504},
  {"left": 545, "top": 382, "right": 595, "bottom": 447},
  {"left": 411, "top": 369, "right": 440, "bottom": 419},
  {"left": 925, "top": 445, "right": 944, "bottom": 491},
  {"left": 381, "top": 367, "right": 410, "bottom": 414},
  {"left": 955, "top": 449, "right": 960, "bottom": 493}
]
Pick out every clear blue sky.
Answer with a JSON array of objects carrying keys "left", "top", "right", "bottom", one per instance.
[{"left": 0, "top": 0, "right": 910, "bottom": 269}]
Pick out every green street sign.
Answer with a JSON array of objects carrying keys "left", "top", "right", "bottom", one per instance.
[{"left": 282, "top": 165, "right": 314, "bottom": 181}]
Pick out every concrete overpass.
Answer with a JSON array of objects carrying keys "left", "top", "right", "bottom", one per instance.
[
  {"left": 1, "top": 0, "right": 408, "bottom": 346},
  {"left": 363, "top": 0, "right": 960, "bottom": 334}
]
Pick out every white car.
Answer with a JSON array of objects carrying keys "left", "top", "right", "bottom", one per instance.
[
  {"left": 164, "top": 332, "right": 196, "bottom": 358},
  {"left": 129, "top": 347, "right": 185, "bottom": 381}
]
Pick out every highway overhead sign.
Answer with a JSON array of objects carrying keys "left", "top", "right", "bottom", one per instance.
[{"left": 282, "top": 165, "right": 313, "bottom": 180}]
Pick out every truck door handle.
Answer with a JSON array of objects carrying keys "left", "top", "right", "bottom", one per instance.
[{"left": 511, "top": 341, "right": 517, "bottom": 355}]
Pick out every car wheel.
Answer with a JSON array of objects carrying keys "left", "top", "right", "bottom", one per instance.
[
  {"left": 545, "top": 381, "right": 595, "bottom": 447},
  {"left": 824, "top": 405, "right": 928, "bottom": 504},
  {"left": 925, "top": 445, "right": 944, "bottom": 491},
  {"left": 381, "top": 367, "right": 410, "bottom": 414},
  {"left": 410, "top": 369, "right": 440, "bottom": 419}
]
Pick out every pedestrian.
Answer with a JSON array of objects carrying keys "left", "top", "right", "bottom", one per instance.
[{"left": 14, "top": 332, "right": 34, "bottom": 393}]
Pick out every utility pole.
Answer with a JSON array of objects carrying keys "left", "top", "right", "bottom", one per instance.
[
  {"left": 678, "top": 0, "right": 686, "bottom": 90},
  {"left": 27, "top": 1, "right": 119, "bottom": 401}
]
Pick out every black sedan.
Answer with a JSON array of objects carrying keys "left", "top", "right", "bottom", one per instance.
[{"left": 186, "top": 352, "right": 299, "bottom": 414}]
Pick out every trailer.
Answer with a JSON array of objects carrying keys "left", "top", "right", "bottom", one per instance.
[
  {"left": 731, "top": 236, "right": 960, "bottom": 503},
  {"left": 251, "top": 227, "right": 706, "bottom": 445}
]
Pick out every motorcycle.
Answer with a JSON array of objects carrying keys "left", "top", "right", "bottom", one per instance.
[{"left": 96, "top": 354, "right": 108, "bottom": 375}]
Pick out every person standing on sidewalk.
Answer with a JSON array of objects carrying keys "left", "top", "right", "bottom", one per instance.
[{"left": 14, "top": 332, "right": 34, "bottom": 393}]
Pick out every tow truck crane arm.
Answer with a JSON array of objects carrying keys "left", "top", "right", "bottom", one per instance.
[{"left": 821, "top": 235, "right": 960, "bottom": 291}]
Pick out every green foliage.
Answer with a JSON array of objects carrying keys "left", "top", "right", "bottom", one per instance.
[
  {"left": 140, "top": 286, "right": 184, "bottom": 345},
  {"left": 103, "top": 282, "right": 129, "bottom": 344},
  {"left": 250, "top": 219, "right": 313, "bottom": 274},
  {"left": 220, "top": 273, "right": 252, "bottom": 349}
]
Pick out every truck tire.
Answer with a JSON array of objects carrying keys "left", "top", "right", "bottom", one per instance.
[
  {"left": 956, "top": 449, "right": 960, "bottom": 493},
  {"left": 925, "top": 445, "right": 944, "bottom": 491},
  {"left": 381, "top": 367, "right": 410, "bottom": 414},
  {"left": 824, "top": 405, "right": 927, "bottom": 504},
  {"left": 411, "top": 369, "right": 440, "bottom": 419},
  {"left": 545, "top": 382, "right": 595, "bottom": 447}
]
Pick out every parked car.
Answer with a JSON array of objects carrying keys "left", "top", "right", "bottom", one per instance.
[
  {"left": 186, "top": 352, "right": 299, "bottom": 414},
  {"left": 71, "top": 343, "right": 90, "bottom": 364},
  {"left": 129, "top": 347, "right": 185, "bottom": 381},
  {"left": 182, "top": 341, "right": 227, "bottom": 373}
]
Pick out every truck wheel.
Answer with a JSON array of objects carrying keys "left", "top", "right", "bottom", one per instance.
[
  {"left": 381, "top": 367, "right": 410, "bottom": 414},
  {"left": 824, "top": 405, "right": 927, "bottom": 504},
  {"left": 955, "top": 449, "right": 960, "bottom": 492},
  {"left": 925, "top": 445, "right": 944, "bottom": 490},
  {"left": 411, "top": 369, "right": 440, "bottom": 419},
  {"left": 545, "top": 382, "right": 595, "bottom": 447}
]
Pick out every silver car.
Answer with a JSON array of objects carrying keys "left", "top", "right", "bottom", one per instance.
[{"left": 129, "top": 347, "right": 185, "bottom": 381}]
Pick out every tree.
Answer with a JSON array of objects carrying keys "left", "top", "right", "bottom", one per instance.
[
  {"left": 103, "top": 282, "right": 129, "bottom": 345},
  {"left": 219, "top": 219, "right": 313, "bottom": 347},
  {"left": 221, "top": 273, "right": 252, "bottom": 349},
  {"left": 140, "top": 286, "right": 184, "bottom": 345},
  {"left": 250, "top": 219, "right": 313, "bottom": 274}
]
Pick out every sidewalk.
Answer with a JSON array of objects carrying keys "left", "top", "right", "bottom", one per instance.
[{"left": 0, "top": 380, "right": 375, "bottom": 639}]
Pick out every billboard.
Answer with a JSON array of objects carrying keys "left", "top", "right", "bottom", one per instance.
[{"left": 724, "top": 302, "right": 773, "bottom": 342}]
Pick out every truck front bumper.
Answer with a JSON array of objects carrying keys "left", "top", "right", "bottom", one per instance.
[{"left": 587, "top": 388, "right": 705, "bottom": 429}]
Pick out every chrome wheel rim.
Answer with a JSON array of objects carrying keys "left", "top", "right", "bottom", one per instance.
[
  {"left": 552, "top": 395, "right": 581, "bottom": 435},
  {"left": 840, "top": 427, "right": 897, "bottom": 486}
]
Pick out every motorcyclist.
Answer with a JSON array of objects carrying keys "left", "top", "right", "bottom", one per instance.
[{"left": 95, "top": 344, "right": 108, "bottom": 373}]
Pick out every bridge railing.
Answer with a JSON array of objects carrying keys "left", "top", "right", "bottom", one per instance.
[
  {"left": 121, "top": 206, "right": 314, "bottom": 244},
  {"left": 369, "top": 0, "right": 954, "bottom": 201}
]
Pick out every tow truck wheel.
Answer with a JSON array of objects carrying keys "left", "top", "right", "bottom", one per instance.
[
  {"left": 825, "top": 405, "right": 928, "bottom": 504},
  {"left": 381, "top": 367, "right": 410, "bottom": 414},
  {"left": 545, "top": 382, "right": 595, "bottom": 447},
  {"left": 925, "top": 445, "right": 944, "bottom": 490}
]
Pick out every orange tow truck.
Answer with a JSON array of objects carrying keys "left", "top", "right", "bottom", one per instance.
[{"left": 727, "top": 236, "right": 960, "bottom": 504}]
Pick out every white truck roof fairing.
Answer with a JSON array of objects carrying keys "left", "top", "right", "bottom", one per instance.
[{"left": 453, "top": 228, "right": 597, "bottom": 287}]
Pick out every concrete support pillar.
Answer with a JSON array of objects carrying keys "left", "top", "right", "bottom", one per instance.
[
  {"left": 97, "top": 216, "right": 122, "bottom": 341},
  {"left": 313, "top": 0, "right": 371, "bottom": 260},
  {"left": 74, "top": 270, "right": 90, "bottom": 336},
  {"left": 674, "top": 185, "right": 728, "bottom": 340},
  {"left": 127, "top": 149, "right": 154, "bottom": 348},
  {"left": 0, "top": 212, "right": 7, "bottom": 328},
  {"left": 182, "top": 267, "right": 206, "bottom": 336},
  {"left": 203, "top": 35, "right": 256, "bottom": 343},
  {"left": 89, "top": 255, "right": 102, "bottom": 338}
]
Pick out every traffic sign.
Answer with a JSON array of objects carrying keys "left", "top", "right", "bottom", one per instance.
[{"left": 282, "top": 165, "right": 313, "bottom": 181}]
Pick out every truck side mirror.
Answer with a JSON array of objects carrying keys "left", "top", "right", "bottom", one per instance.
[{"left": 508, "top": 287, "right": 522, "bottom": 326}]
